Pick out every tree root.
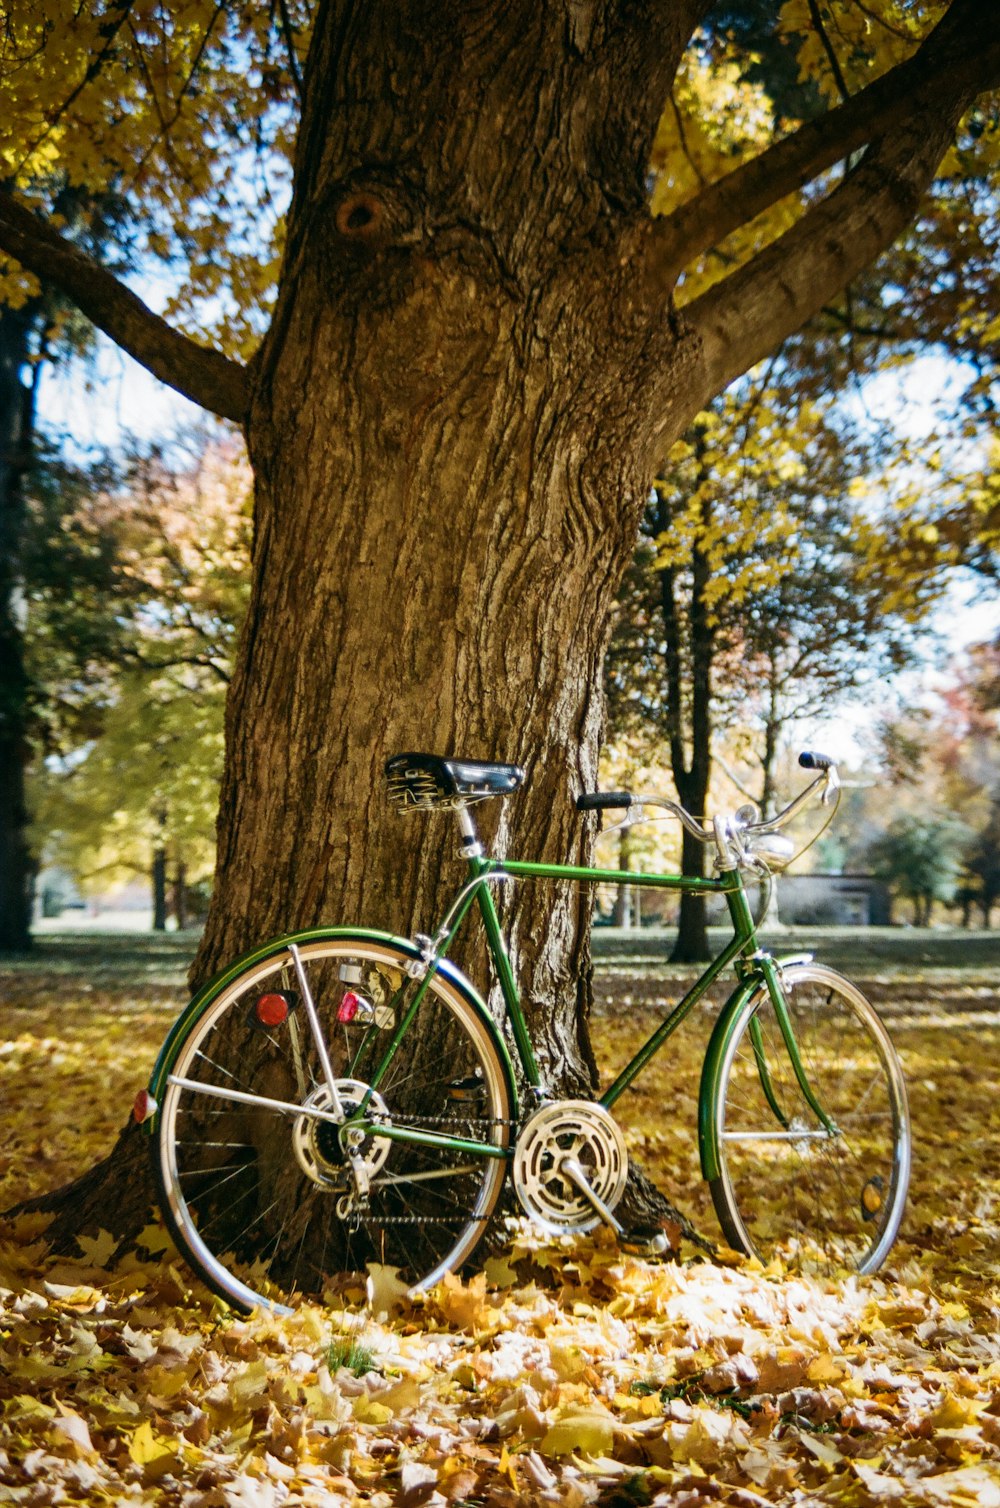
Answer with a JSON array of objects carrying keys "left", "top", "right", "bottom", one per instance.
[{"left": 4, "top": 1120, "right": 157, "bottom": 1257}]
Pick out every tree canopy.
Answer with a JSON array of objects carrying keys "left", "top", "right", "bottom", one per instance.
[{"left": 2, "top": 2, "right": 999, "bottom": 431}]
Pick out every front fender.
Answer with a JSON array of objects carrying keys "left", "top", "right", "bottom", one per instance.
[
  {"left": 697, "top": 955, "right": 814, "bottom": 1183},
  {"left": 143, "top": 925, "right": 517, "bottom": 1129},
  {"left": 698, "top": 975, "right": 757, "bottom": 1184}
]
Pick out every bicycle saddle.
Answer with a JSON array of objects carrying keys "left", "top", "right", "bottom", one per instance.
[{"left": 385, "top": 752, "right": 525, "bottom": 809}]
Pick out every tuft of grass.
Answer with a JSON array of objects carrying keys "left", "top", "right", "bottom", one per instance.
[{"left": 326, "top": 1336, "right": 377, "bottom": 1375}]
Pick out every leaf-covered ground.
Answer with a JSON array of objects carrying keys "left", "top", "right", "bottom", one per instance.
[{"left": 2, "top": 936, "right": 1000, "bottom": 1506}]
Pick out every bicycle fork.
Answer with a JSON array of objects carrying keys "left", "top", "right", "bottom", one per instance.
[{"left": 753, "top": 955, "right": 839, "bottom": 1137}]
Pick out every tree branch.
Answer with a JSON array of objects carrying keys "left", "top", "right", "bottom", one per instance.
[
  {"left": 0, "top": 192, "right": 250, "bottom": 424},
  {"left": 641, "top": 0, "right": 1000, "bottom": 427},
  {"left": 683, "top": 100, "right": 965, "bottom": 414},
  {"left": 274, "top": 0, "right": 305, "bottom": 102},
  {"left": 807, "top": 0, "right": 850, "bottom": 103},
  {"left": 643, "top": 0, "right": 1000, "bottom": 294}
]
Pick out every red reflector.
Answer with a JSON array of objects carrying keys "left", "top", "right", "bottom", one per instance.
[
  {"left": 256, "top": 993, "right": 290, "bottom": 1026},
  {"left": 337, "top": 990, "right": 360, "bottom": 1023},
  {"left": 132, "top": 1089, "right": 157, "bottom": 1124}
]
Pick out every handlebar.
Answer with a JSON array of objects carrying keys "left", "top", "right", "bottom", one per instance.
[
  {"left": 576, "top": 791, "right": 633, "bottom": 811},
  {"left": 577, "top": 751, "right": 839, "bottom": 846}
]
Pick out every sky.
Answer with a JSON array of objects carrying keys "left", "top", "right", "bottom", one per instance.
[{"left": 39, "top": 329, "right": 205, "bottom": 458}]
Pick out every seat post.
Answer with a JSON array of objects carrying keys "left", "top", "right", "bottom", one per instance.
[{"left": 456, "top": 804, "right": 484, "bottom": 859}]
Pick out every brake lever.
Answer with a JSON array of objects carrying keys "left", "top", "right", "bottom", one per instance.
[{"left": 599, "top": 803, "right": 647, "bottom": 839}]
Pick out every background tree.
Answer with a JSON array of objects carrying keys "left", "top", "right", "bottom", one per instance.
[
  {"left": 31, "top": 435, "right": 251, "bottom": 928},
  {"left": 2, "top": 0, "right": 1000, "bottom": 1243},
  {"left": 606, "top": 377, "right": 932, "bottom": 957},
  {"left": 3, "top": 434, "right": 130, "bottom": 943},
  {"left": 866, "top": 814, "right": 971, "bottom": 925},
  {"left": 0, "top": 299, "right": 39, "bottom": 950}
]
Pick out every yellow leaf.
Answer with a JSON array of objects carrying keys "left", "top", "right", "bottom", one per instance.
[
  {"left": 799, "top": 1433, "right": 842, "bottom": 1466},
  {"left": 498, "top": 1444, "right": 518, "bottom": 1486},
  {"left": 128, "top": 1420, "right": 180, "bottom": 1478},
  {"left": 351, "top": 1396, "right": 394, "bottom": 1425},
  {"left": 74, "top": 1229, "right": 117, "bottom": 1266},
  {"left": 376, "top": 1376, "right": 422, "bottom": 1413},
  {"left": 483, "top": 1253, "right": 520, "bottom": 1288},
  {"left": 436, "top": 1271, "right": 496, "bottom": 1331},
  {"left": 807, "top": 1353, "right": 847, "bottom": 1384},
  {"left": 931, "top": 1391, "right": 982, "bottom": 1431},
  {"left": 136, "top": 1221, "right": 175, "bottom": 1255},
  {"left": 144, "top": 1364, "right": 190, "bottom": 1399},
  {"left": 229, "top": 1358, "right": 269, "bottom": 1402},
  {"left": 366, "top": 1263, "right": 411, "bottom": 1315},
  {"left": 540, "top": 1405, "right": 617, "bottom": 1458},
  {"left": 8, "top": 1395, "right": 56, "bottom": 1419}
]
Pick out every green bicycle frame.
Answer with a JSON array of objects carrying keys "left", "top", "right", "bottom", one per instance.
[{"left": 343, "top": 844, "right": 836, "bottom": 1183}]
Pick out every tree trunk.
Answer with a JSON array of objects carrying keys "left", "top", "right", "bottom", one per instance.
[
  {"left": 673, "top": 823, "right": 710, "bottom": 962},
  {"left": 151, "top": 848, "right": 168, "bottom": 932},
  {"left": 192, "top": 1, "right": 707, "bottom": 1071},
  {"left": 614, "top": 830, "right": 632, "bottom": 928},
  {"left": 656, "top": 442, "right": 714, "bottom": 964},
  {"left": 173, "top": 859, "right": 188, "bottom": 930},
  {"left": 0, "top": 302, "right": 38, "bottom": 953},
  {"left": 26, "top": 3, "right": 710, "bottom": 1247}
]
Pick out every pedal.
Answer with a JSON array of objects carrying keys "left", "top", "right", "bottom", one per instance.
[{"left": 619, "top": 1226, "right": 670, "bottom": 1258}]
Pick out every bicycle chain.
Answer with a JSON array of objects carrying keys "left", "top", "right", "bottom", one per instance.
[{"left": 360, "top": 1112, "right": 716, "bottom": 1253}]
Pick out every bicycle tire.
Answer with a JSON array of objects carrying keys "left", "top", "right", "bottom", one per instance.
[
  {"left": 709, "top": 964, "right": 910, "bottom": 1275},
  {"left": 151, "top": 933, "right": 513, "bottom": 1312}
]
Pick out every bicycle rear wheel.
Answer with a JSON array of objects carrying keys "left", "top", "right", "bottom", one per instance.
[
  {"left": 151, "top": 934, "right": 513, "bottom": 1312},
  {"left": 709, "top": 964, "right": 909, "bottom": 1275}
]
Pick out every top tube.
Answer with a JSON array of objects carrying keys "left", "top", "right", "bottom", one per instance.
[{"left": 496, "top": 857, "right": 740, "bottom": 894}]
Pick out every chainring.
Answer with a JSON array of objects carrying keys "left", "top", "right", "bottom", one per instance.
[
  {"left": 512, "top": 1099, "right": 628, "bottom": 1233},
  {"left": 292, "top": 1079, "right": 391, "bottom": 1188}
]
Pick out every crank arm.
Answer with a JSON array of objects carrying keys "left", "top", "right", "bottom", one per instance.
[{"left": 560, "top": 1156, "right": 669, "bottom": 1256}]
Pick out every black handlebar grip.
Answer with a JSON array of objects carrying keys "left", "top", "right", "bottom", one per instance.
[
  {"left": 798, "top": 751, "right": 834, "bottom": 770},
  {"left": 576, "top": 792, "right": 633, "bottom": 811}
]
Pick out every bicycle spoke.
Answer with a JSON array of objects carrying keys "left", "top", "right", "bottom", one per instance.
[
  {"left": 712, "top": 966, "right": 909, "bottom": 1276},
  {"left": 153, "top": 937, "right": 511, "bottom": 1311}
]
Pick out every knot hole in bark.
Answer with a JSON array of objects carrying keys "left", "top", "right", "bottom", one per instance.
[{"left": 335, "top": 192, "right": 385, "bottom": 240}]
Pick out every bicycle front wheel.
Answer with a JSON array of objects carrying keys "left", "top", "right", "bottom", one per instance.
[
  {"left": 151, "top": 934, "right": 513, "bottom": 1312},
  {"left": 709, "top": 964, "right": 910, "bottom": 1275}
]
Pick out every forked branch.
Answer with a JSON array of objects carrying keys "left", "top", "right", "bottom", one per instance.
[
  {"left": 682, "top": 102, "right": 964, "bottom": 424},
  {"left": 648, "top": 0, "right": 1000, "bottom": 425},
  {"left": 643, "top": 0, "right": 1000, "bottom": 296},
  {"left": 0, "top": 192, "right": 250, "bottom": 423}
]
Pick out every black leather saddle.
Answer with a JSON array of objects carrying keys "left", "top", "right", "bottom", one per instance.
[{"left": 385, "top": 752, "right": 525, "bottom": 810}]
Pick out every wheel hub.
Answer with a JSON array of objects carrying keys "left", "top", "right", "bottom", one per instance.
[
  {"left": 512, "top": 1100, "right": 628, "bottom": 1233},
  {"left": 292, "top": 1080, "right": 392, "bottom": 1189}
]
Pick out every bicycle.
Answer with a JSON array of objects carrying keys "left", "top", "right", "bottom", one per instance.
[{"left": 135, "top": 749, "right": 911, "bottom": 1313}]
